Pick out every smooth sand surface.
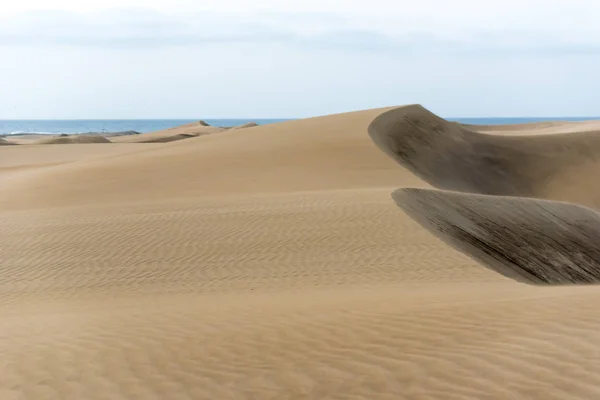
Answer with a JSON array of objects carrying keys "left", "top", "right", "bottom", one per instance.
[
  {"left": 230, "top": 122, "right": 259, "bottom": 130},
  {"left": 2, "top": 135, "right": 52, "bottom": 145},
  {"left": 4, "top": 105, "right": 600, "bottom": 399},
  {"left": 395, "top": 188, "right": 600, "bottom": 284}
]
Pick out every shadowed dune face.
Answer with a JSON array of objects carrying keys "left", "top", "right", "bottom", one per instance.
[
  {"left": 0, "top": 138, "right": 16, "bottom": 145},
  {"left": 8, "top": 105, "right": 600, "bottom": 398},
  {"left": 135, "top": 133, "right": 197, "bottom": 143},
  {"left": 393, "top": 188, "right": 600, "bottom": 285},
  {"left": 368, "top": 105, "right": 600, "bottom": 209}
]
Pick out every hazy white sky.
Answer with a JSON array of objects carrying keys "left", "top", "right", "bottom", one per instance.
[{"left": 1, "top": 0, "right": 600, "bottom": 118}]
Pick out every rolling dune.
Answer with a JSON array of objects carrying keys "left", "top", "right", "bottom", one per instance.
[
  {"left": 3, "top": 105, "right": 600, "bottom": 399},
  {"left": 34, "top": 135, "right": 112, "bottom": 145}
]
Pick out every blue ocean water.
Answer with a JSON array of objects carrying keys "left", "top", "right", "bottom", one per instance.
[
  {"left": 0, "top": 119, "right": 290, "bottom": 135},
  {"left": 1, "top": 117, "right": 598, "bottom": 135},
  {"left": 450, "top": 117, "right": 599, "bottom": 125}
]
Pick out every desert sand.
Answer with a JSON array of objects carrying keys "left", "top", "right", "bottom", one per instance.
[
  {"left": 3, "top": 105, "right": 600, "bottom": 399},
  {"left": 110, "top": 121, "right": 225, "bottom": 143}
]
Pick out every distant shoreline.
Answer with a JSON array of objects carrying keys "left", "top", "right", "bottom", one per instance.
[{"left": 3, "top": 116, "right": 600, "bottom": 137}]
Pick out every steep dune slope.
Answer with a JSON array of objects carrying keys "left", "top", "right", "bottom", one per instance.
[
  {"left": 35, "top": 135, "right": 112, "bottom": 144},
  {"left": 394, "top": 188, "right": 600, "bottom": 284},
  {"left": 368, "top": 105, "right": 600, "bottom": 208}
]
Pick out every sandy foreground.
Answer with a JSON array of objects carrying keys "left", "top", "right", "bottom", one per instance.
[{"left": 3, "top": 106, "right": 600, "bottom": 399}]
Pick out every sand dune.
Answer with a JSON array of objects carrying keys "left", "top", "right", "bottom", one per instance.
[
  {"left": 0, "top": 137, "right": 16, "bottom": 145},
  {"left": 368, "top": 104, "right": 600, "bottom": 209},
  {"left": 110, "top": 121, "right": 225, "bottom": 143},
  {"left": 4, "top": 105, "right": 600, "bottom": 399},
  {"left": 34, "top": 135, "right": 112, "bottom": 145}
]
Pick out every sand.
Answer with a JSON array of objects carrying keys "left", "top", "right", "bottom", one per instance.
[
  {"left": 3, "top": 105, "right": 600, "bottom": 399},
  {"left": 33, "top": 135, "right": 112, "bottom": 145},
  {"left": 369, "top": 104, "right": 600, "bottom": 208},
  {"left": 110, "top": 121, "right": 225, "bottom": 143}
]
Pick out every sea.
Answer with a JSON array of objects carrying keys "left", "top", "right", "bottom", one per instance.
[{"left": 0, "top": 117, "right": 598, "bottom": 135}]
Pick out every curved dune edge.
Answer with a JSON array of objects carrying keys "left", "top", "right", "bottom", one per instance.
[
  {"left": 34, "top": 135, "right": 112, "bottom": 145},
  {"left": 230, "top": 122, "right": 258, "bottom": 130},
  {"left": 0, "top": 137, "right": 17, "bottom": 145},
  {"left": 368, "top": 104, "right": 600, "bottom": 209},
  {"left": 393, "top": 187, "right": 600, "bottom": 285}
]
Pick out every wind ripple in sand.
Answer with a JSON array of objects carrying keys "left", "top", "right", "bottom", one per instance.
[{"left": 368, "top": 104, "right": 600, "bottom": 284}]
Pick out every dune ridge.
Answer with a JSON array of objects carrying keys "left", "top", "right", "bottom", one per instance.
[
  {"left": 34, "top": 135, "right": 112, "bottom": 145},
  {"left": 368, "top": 104, "right": 600, "bottom": 285}
]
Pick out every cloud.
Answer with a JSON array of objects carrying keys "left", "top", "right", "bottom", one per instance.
[{"left": 1, "top": 4, "right": 600, "bottom": 54}]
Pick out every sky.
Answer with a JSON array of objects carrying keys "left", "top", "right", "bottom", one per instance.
[{"left": 1, "top": 0, "right": 600, "bottom": 118}]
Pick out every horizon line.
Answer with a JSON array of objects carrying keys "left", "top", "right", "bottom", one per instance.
[{"left": 3, "top": 116, "right": 600, "bottom": 121}]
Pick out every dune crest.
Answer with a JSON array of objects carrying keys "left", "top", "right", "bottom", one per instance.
[
  {"left": 368, "top": 104, "right": 600, "bottom": 209},
  {"left": 367, "top": 104, "right": 600, "bottom": 285},
  {"left": 34, "top": 135, "right": 112, "bottom": 144}
]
